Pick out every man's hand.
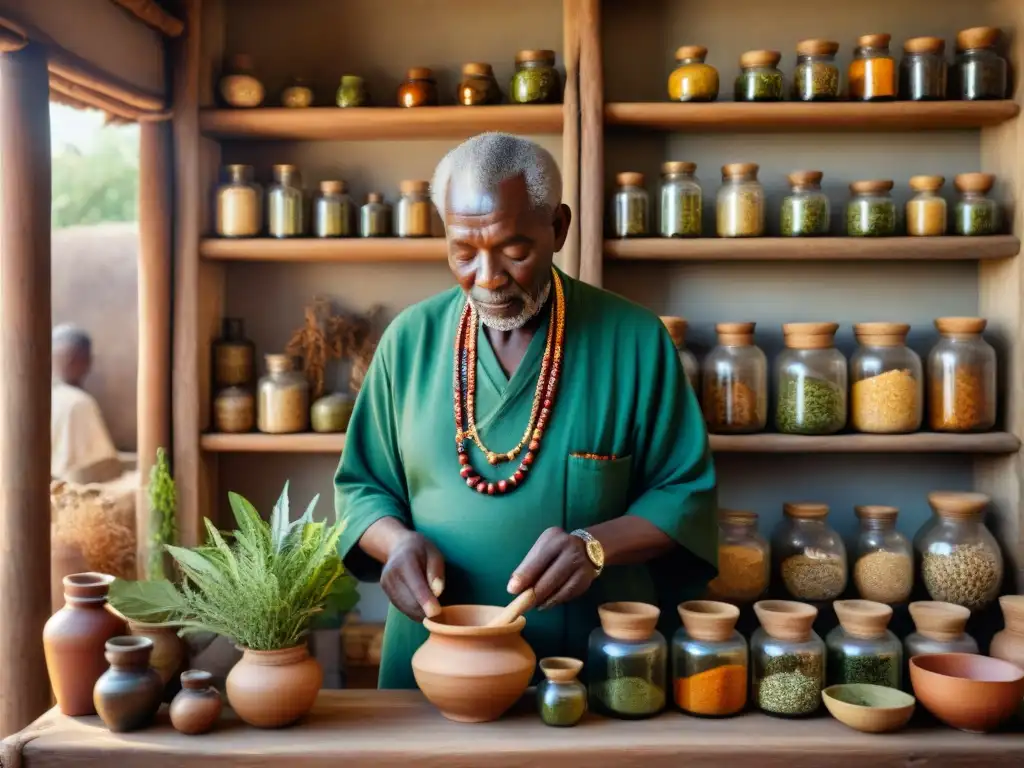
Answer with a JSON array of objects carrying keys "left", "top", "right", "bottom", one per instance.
[
  {"left": 380, "top": 530, "right": 445, "bottom": 622},
  {"left": 507, "top": 527, "right": 596, "bottom": 610}
]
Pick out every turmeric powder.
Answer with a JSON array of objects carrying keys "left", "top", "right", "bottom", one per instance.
[{"left": 675, "top": 664, "right": 747, "bottom": 716}]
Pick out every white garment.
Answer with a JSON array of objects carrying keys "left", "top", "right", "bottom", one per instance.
[{"left": 51, "top": 381, "right": 118, "bottom": 479}]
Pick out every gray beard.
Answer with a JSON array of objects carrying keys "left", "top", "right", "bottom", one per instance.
[{"left": 471, "top": 279, "right": 552, "bottom": 332}]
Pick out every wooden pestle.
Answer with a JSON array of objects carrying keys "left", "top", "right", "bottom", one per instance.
[{"left": 485, "top": 588, "right": 537, "bottom": 627}]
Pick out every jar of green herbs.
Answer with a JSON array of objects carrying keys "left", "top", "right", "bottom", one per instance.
[
  {"left": 510, "top": 49, "right": 561, "bottom": 104},
  {"left": 847, "top": 180, "right": 897, "bottom": 237},
  {"left": 827, "top": 600, "right": 903, "bottom": 689},
  {"left": 536, "top": 657, "right": 587, "bottom": 727},
  {"left": 900, "top": 37, "right": 948, "bottom": 101},
  {"left": 775, "top": 323, "right": 847, "bottom": 435},
  {"left": 954, "top": 173, "right": 999, "bottom": 236},
  {"left": 780, "top": 171, "right": 830, "bottom": 237},
  {"left": 953, "top": 27, "right": 1007, "bottom": 100},
  {"left": 588, "top": 603, "right": 667, "bottom": 719},
  {"left": 735, "top": 50, "right": 784, "bottom": 102},
  {"left": 793, "top": 39, "right": 840, "bottom": 101},
  {"left": 613, "top": 172, "right": 649, "bottom": 238},
  {"left": 660, "top": 161, "right": 702, "bottom": 237},
  {"left": 751, "top": 600, "right": 824, "bottom": 718}
]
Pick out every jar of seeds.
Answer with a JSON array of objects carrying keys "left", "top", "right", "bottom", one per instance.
[
  {"left": 360, "top": 193, "right": 391, "bottom": 237},
  {"left": 702, "top": 322, "right": 767, "bottom": 434},
  {"left": 849, "top": 33, "right": 896, "bottom": 101},
  {"left": 953, "top": 27, "right": 1007, "bottom": 100},
  {"left": 257, "top": 354, "right": 309, "bottom": 434},
  {"left": 793, "top": 39, "right": 840, "bottom": 101},
  {"left": 266, "top": 164, "right": 305, "bottom": 238},
  {"left": 707, "top": 510, "right": 770, "bottom": 603},
  {"left": 775, "top": 322, "right": 847, "bottom": 435},
  {"left": 735, "top": 50, "right": 784, "bottom": 102},
  {"left": 915, "top": 491, "right": 1003, "bottom": 612},
  {"left": 717, "top": 163, "right": 764, "bottom": 237},
  {"left": 780, "top": 171, "right": 830, "bottom": 237},
  {"left": 510, "top": 50, "right": 561, "bottom": 104},
  {"left": 396, "top": 180, "right": 433, "bottom": 237},
  {"left": 667, "top": 45, "right": 719, "bottom": 102},
  {"left": 215, "top": 164, "right": 261, "bottom": 237},
  {"left": 751, "top": 600, "right": 824, "bottom": 718},
  {"left": 928, "top": 317, "right": 996, "bottom": 432},
  {"left": 660, "top": 316, "right": 699, "bottom": 396},
  {"left": 827, "top": 600, "right": 903, "bottom": 689},
  {"left": 850, "top": 322, "right": 922, "bottom": 434},
  {"left": 853, "top": 506, "right": 913, "bottom": 604},
  {"left": 613, "top": 172, "right": 649, "bottom": 237},
  {"left": 588, "top": 602, "right": 667, "bottom": 719},
  {"left": 905, "top": 601, "right": 979, "bottom": 659},
  {"left": 660, "top": 161, "right": 702, "bottom": 237},
  {"left": 536, "top": 657, "right": 587, "bottom": 727},
  {"left": 900, "top": 37, "right": 948, "bottom": 101},
  {"left": 313, "top": 180, "right": 355, "bottom": 238},
  {"left": 773, "top": 502, "right": 848, "bottom": 601},
  {"left": 847, "top": 180, "right": 896, "bottom": 237},
  {"left": 672, "top": 601, "right": 748, "bottom": 717},
  {"left": 906, "top": 175, "right": 947, "bottom": 236},
  {"left": 953, "top": 173, "right": 999, "bottom": 235}
]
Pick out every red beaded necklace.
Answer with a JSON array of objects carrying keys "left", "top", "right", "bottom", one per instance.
[{"left": 453, "top": 269, "right": 565, "bottom": 495}]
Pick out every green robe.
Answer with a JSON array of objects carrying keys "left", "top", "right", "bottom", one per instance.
[{"left": 335, "top": 268, "right": 717, "bottom": 689}]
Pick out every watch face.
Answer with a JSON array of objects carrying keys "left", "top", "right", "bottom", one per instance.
[{"left": 586, "top": 539, "right": 605, "bottom": 569}]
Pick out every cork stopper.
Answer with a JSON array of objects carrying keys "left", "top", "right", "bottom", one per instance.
[
  {"left": 406, "top": 67, "right": 435, "bottom": 81},
  {"left": 272, "top": 164, "right": 300, "bottom": 183},
  {"left": 850, "top": 179, "right": 894, "bottom": 195},
  {"left": 660, "top": 316, "right": 687, "bottom": 347},
  {"left": 719, "top": 508, "right": 758, "bottom": 526},
  {"left": 954, "top": 172, "right": 995, "bottom": 194},
  {"left": 676, "top": 45, "right": 708, "bottom": 61},
  {"left": 180, "top": 669, "right": 214, "bottom": 691},
  {"left": 909, "top": 175, "right": 945, "bottom": 192},
  {"left": 788, "top": 170, "right": 823, "bottom": 188},
  {"left": 904, "top": 36, "right": 945, "bottom": 55},
  {"left": 934, "top": 316, "right": 987, "bottom": 337},
  {"left": 366, "top": 192, "right": 383, "bottom": 203},
  {"left": 598, "top": 602, "right": 660, "bottom": 642},
  {"left": 264, "top": 354, "right": 294, "bottom": 374},
  {"left": 998, "top": 595, "right": 1024, "bottom": 635},
  {"left": 835, "top": 599, "right": 893, "bottom": 640},
  {"left": 616, "top": 171, "right": 645, "bottom": 187},
  {"left": 319, "top": 180, "right": 346, "bottom": 194},
  {"left": 909, "top": 601, "right": 971, "bottom": 642},
  {"left": 722, "top": 162, "right": 759, "bottom": 180},
  {"left": 462, "top": 62, "right": 493, "bottom": 76},
  {"left": 678, "top": 600, "right": 741, "bottom": 642},
  {"left": 855, "top": 505, "right": 899, "bottom": 522},
  {"left": 539, "top": 657, "right": 583, "bottom": 683},
  {"left": 853, "top": 322, "right": 910, "bottom": 347},
  {"left": 224, "top": 164, "right": 254, "bottom": 182},
  {"left": 399, "top": 180, "right": 429, "bottom": 194},
  {"left": 754, "top": 600, "right": 818, "bottom": 642},
  {"left": 857, "top": 34, "right": 892, "bottom": 49},
  {"left": 739, "top": 50, "right": 781, "bottom": 69},
  {"left": 796, "top": 39, "right": 839, "bottom": 57},
  {"left": 927, "top": 491, "right": 989, "bottom": 521},
  {"left": 516, "top": 49, "right": 556, "bottom": 64},
  {"left": 782, "top": 322, "right": 838, "bottom": 350},
  {"left": 957, "top": 27, "right": 1000, "bottom": 52},
  {"left": 783, "top": 502, "right": 830, "bottom": 520},
  {"left": 662, "top": 161, "right": 697, "bottom": 175},
  {"left": 716, "top": 321, "right": 755, "bottom": 346}
]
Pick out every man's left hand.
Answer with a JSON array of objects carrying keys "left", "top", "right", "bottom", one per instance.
[{"left": 507, "top": 527, "right": 597, "bottom": 610}]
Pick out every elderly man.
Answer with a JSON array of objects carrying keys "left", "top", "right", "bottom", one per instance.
[{"left": 336, "top": 133, "right": 716, "bottom": 689}]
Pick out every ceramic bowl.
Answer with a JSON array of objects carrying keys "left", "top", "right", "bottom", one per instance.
[
  {"left": 822, "top": 684, "right": 915, "bottom": 733},
  {"left": 910, "top": 652, "right": 1024, "bottom": 732}
]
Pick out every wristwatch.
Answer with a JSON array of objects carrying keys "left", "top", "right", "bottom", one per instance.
[{"left": 570, "top": 529, "right": 605, "bottom": 577}]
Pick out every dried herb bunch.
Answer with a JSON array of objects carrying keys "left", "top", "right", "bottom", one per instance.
[{"left": 51, "top": 480, "right": 136, "bottom": 578}]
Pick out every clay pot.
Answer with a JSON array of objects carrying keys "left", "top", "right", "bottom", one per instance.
[
  {"left": 170, "top": 669, "right": 223, "bottom": 735},
  {"left": 93, "top": 636, "right": 164, "bottom": 732},
  {"left": 677, "top": 600, "right": 740, "bottom": 641},
  {"left": 753, "top": 599, "right": 817, "bottom": 641},
  {"left": 412, "top": 604, "right": 535, "bottom": 723},
  {"left": 597, "top": 602, "right": 661, "bottom": 641},
  {"left": 910, "top": 652, "right": 1024, "bottom": 732},
  {"left": 990, "top": 595, "right": 1024, "bottom": 671},
  {"left": 43, "top": 572, "right": 127, "bottom": 715},
  {"left": 128, "top": 621, "right": 187, "bottom": 702},
  {"left": 834, "top": 599, "right": 893, "bottom": 639},
  {"left": 226, "top": 644, "right": 322, "bottom": 728}
]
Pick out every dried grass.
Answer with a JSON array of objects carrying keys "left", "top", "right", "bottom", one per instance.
[{"left": 51, "top": 479, "right": 136, "bottom": 579}]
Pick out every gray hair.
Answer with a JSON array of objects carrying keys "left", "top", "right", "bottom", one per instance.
[
  {"left": 430, "top": 132, "right": 562, "bottom": 217},
  {"left": 52, "top": 323, "right": 91, "bottom": 353}
]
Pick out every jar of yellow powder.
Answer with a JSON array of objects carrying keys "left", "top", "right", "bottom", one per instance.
[
  {"left": 707, "top": 510, "right": 770, "bottom": 603},
  {"left": 906, "top": 175, "right": 947, "bottom": 237},
  {"left": 928, "top": 317, "right": 997, "bottom": 432},
  {"left": 850, "top": 322, "right": 923, "bottom": 434}
]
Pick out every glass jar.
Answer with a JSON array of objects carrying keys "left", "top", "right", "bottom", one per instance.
[
  {"left": 717, "top": 163, "right": 764, "bottom": 237},
  {"left": 849, "top": 33, "right": 896, "bottom": 101},
  {"left": 267, "top": 164, "right": 305, "bottom": 238},
  {"left": 613, "top": 172, "right": 649, "bottom": 238},
  {"left": 360, "top": 192, "right": 391, "bottom": 237},
  {"left": 397, "top": 67, "right": 438, "bottom": 108},
  {"left": 257, "top": 354, "right": 309, "bottom": 434},
  {"left": 212, "top": 317, "right": 255, "bottom": 388},
  {"left": 660, "top": 316, "right": 699, "bottom": 395},
  {"left": 536, "top": 657, "right": 587, "bottom": 727},
  {"left": 900, "top": 37, "right": 948, "bottom": 101},
  {"left": 313, "top": 180, "right": 355, "bottom": 238},
  {"left": 510, "top": 49, "right": 561, "bottom": 104},
  {"left": 850, "top": 322, "right": 923, "bottom": 434},
  {"left": 659, "top": 161, "right": 702, "bottom": 237},
  {"left": 906, "top": 175, "right": 947, "bottom": 237},
  {"left": 395, "top": 180, "right": 433, "bottom": 237},
  {"left": 827, "top": 600, "right": 902, "bottom": 689},
  {"left": 588, "top": 602, "right": 667, "bottom": 719},
  {"left": 775, "top": 322, "right": 847, "bottom": 435},
  {"left": 219, "top": 53, "right": 264, "bottom": 108},
  {"left": 847, "top": 180, "right": 896, "bottom": 237},
  {"left": 853, "top": 506, "right": 913, "bottom": 605},
  {"left": 336, "top": 75, "right": 368, "bottom": 108},
  {"left": 707, "top": 509, "right": 770, "bottom": 603},
  {"left": 215, "top": 164, "right": 261, "bottom": 238},
  {"left": 751, "top": 600, "right": 824, "bottom": 718},
  {"left": 773, "top": 502, "right": 848, "bottom": 602},
  {"left": 734, "top": 50, "right": 784, "bottom": 102},
  {"left": 953, "top": 173, "right": 999, "bottom": 236},
  {"left": 281, "top": 76, "right": 314, "bottom": 108},
  {"left": 915, "top": 491, "right": 1003, "bottom": 612},
  {"left": 702, "top": 322, "right": 767, "bottom": 434},
  {"left": 457, "top": 62, "right": 501, "bottom": 106},
  {"left": 906, "top": 601, "right": 979, "bottom": 660},
  {"left": 213, "top": 386, "right": 255, "bottom": 434},
  {"left": 954, "top": 27, "right": 1007, "bottom": 100},
  {"left": 793, "top": 39, "right": 840, "bottom": 101},
  {"left": 780, "top": 170, "right": 830, "bottom": 237},
  {"left": 310, "top": 393, "right": 354, "bottom": 433},
  {"left": 672, "top": 601, "right": 748, "bottom": 717},
  {"left": 667, "top": 45, "right": 719, "bottom": 102},
  {"left": 928, "top": 317, "right": 997, "bottom": 432}
]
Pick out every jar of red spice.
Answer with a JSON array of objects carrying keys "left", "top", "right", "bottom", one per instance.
[{"left": 672, "top": 601, "right": 748, "bottom": 717}]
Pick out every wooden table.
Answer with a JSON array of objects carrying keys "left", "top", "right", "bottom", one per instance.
[{"left": 4, "top": 690, "right": 1023, "bottom": 768}]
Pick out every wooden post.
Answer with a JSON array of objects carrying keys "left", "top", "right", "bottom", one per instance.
[
  {"left": 0, "top": 42, "right": 53, "bottom": 737},
  {"left": 577, "top": 0, "right": 603, "bottom": 287},
  {"left": 558, "top": 0, "right": 581, "bottom": 279}
]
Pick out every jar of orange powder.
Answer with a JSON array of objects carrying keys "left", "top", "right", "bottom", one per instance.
[
  {"left": 672, "top": 601, "right": 748, "bottom": 717},
  {"left": 849, "top": 33, "right": 896, "bottom": 101}
]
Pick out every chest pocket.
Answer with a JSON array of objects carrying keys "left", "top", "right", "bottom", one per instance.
[{"left": 564, "top": 454, "right": 633, "bottom": 532}]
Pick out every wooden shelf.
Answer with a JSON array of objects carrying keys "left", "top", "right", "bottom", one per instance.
[
  {"left": 200, "top": 238, "right": 448, "bottom": 263},
  {"left": 604, "top": 101, "right": 1021, "bottom": 132},
  {"left": 201, "top": 433, "right": 346, "bottom": 453},
  {"left": 200, "top": 105, "right": 564, "bottom": 141},
  {"left": 605, "top": 236, "right": 1021, "bottom": 262}
]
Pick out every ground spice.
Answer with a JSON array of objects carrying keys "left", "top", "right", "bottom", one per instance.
[
  {"left": 780, "top": 195, "right": 829, "bottom": 236},
  {"left": 538, "top": 687, "right": 587, "bottom": 726},
  {"left": 854, "top": 551, "right": 913, "bottom": 604},
  {"left": 717, "top": 189, "right": 763, "bottom": 237},
  {"left": 907, "top": 198, "right": 947, "bottom": 236},
  {"left": 735, "top": 71, "right": 784, "bottom": 101},
  {"left": 708, "top": 544, "right": 767, "bottom": 601},
  {"left": 830, "top": 651, "right": 899, "bottom": 687},
  {"left": 596, "top": 677, "right": 665, "bottom": 716},
  {"left": 848, "top": 200, "right": 896, "bottom": 236},
  {"left": 955, "top": 201, "right": 998, "bottom": 235},
  {"left": 661, "top": 191, "right": 702, "bottom": 237},
  {"left": 781, "top": 553, "right": 846, "bottom": 600},
  {"left": 922, "top": 543, "right": 1001, "bottom": 611},
  {"left": 794, "top": 61, "right": 839, "bottom": 101},
  {"left": 929, "top": 366, "right": 990, "bottom": 431},
  {"left": 757, "top": 671, "right": 820, "bottom": 715},
  {"left": 675, "top": 664, "right": 747, "bottom": 716},
  {"left": 849, "top": 57, "right": 895, "bottom": 100},
  {"left": 704, "top": 379, "right": 761, "bottom": 433},
  {"left": 776, "top": 375, "right": 845, "bottom": 435},
  {"left": 851, "top": 369, "right": 920, "bottom": 433}
]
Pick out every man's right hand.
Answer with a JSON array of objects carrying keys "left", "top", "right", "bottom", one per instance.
[{"left": 380, "top": 530, "right": 445, "bottom": 621}]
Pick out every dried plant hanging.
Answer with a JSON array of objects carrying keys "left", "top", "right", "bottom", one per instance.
[
  {"left": 286, "top": 297, "right": 337, "bottom": 400},
  {"left": 51, "top": 480, "right": 137, "bottom": 579},
  {"left": 345, "top": 305, "right": 384, "bottom": 395}
]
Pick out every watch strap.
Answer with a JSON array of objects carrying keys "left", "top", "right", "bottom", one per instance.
[{"left": 570, "top": 528, "right": 604, "bottom": 576}]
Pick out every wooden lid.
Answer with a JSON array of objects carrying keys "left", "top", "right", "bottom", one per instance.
[
  {"left": 675, "top": 45, "right": 708, "bottom": 61},
  {"left": 788, "top": 170, "right": 823, "bottom": 187},
  {"left": 662, "top": 161, "right": 696, "bottom": 175},
  {"left": 461, "top": 62, "right": 493, "bottom": 76},
  {"left": 796, "top": 39, "right": 839, "bottom": 56},
  {"left": 783, "top": 501, "right": 829, "bottom": 520},
  {"left": 908, "top": 600, "right": 970, "bottom": 641},
  {"left": 264, "top": 354, "right": 293, "bottom": 373},
  {"left": 598, "top": 602, "right": 660, "bottom": 641},
  {"left": 660, "top": 316, "right": 687, "bottom": 347},
  {"left": 904, "top": 36, "right": 945, "bottom": 55},
  {"left": 399, "top": 179, "right": 429, "bottom": 194},
  {"left": 272, "top": 163, "right": 298, "bottom": 175},
  {"left": 957, "top": 27, "right": 1000, "bottom": 51},
  {"left": 716, "top": 321, "right": 755, "bottom": 346},
  {"left": 782, "top": 322, "right": 838, "bottom": 349},
  {"left": 616, "top": 171, "right": 645, "bottom": 187},
  {"left": 722, "top": 162, "right": 759, "bottom": 179},
  {"left": 857, "top": 33, "right": 892, "bottom": 48},
  {"left": 539, "top": 657, "right": 583, "bottom": 683},
  {"left": 516, "top": 49, "right": 555, "bottom": 64},
  {"left": 999, "top": 595, "right": 1024, "bottom": 635},
  {"left": 934, "top": 316, "right": 987, "bottom": 335},
  {"left": 677, "top": 600, "right": 741, "bottom": 642},
  {"left": 366, "top": 192, "right": 383, "bottom": 203},
  {"left": 853, "top": 322, "right": 910, "bottom": 346},
  {"left": 850, "top": 179, "right": 894, "bottom": 194},
  {"left": 739, "top": 50, "right": 781, "bottom": 69},
  {"left": 954, "top": 172, "right": 995, "bottom": 194},
  {"left": 855, "top": 505, "right": 899, "bottom": 522},
  {"left": 406, "top": 67, "right": 434, "bottom": 80},
  {"left": 319, "top": 180, "right": 346, "bottom": 194},
  {"left": 909, "top": 175, "right": 944, "bottom": 192},
  {"left": 719, "top": 508, "right": 758, "bottom": 526},
  {"left": 834, "top": 599, "right": 893, "bottom": 639},
  {"left": 927, "top": 491, "right": 989, "bottom": 521},
  {"left": 753, "top": 600, "right": 818, "bottom": 642}
]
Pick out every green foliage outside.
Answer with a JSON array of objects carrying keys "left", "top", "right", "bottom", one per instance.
[{"left": 147, "top": 447, "right": 177, "bottom": 581}]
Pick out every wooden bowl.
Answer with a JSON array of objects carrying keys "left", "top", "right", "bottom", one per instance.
[
  {"left": 910, "top": 653, "right": 1024, "bottom": 732},
  {"left": 822, "top": 684, "right": 915, "bottom": 733}
]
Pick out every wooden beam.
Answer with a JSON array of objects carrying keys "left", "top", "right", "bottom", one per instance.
[
  {"left": 557, "top": 0, "right": 581, "bottom": 279},
  {"left": 0, "top": 42, "right": 53, "bottom": 737},
  {"left": 577, "top": 0, "right": 602, "bottom": 287},
  {"left": 110, "top": 0, "right": 185, "bottom": 37}
]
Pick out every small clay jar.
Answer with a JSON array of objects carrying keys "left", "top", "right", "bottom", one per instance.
[
  {"left": 311, "top": 393, "right": 355, "bottom": 433},
  {"left": 93, "top": 636, "right": 164, "bottom": 733},
  {"left": 128, "top": 620, "right": 188, "bottom": 702},
  {"left": 214, "top": 386, "right": 256, "bottom": 433},
  {"left": 219, "top": 54, "right": 264, "bottom": 108},
  {"left": 537, "top": 657, "right": 587, "bottom": 727},
  {"left": 336, "top": 75, "right": 369, "bottom": 108},
  {"left": 281, "top": 76, "right": 314, "bottom": 108},
  {"left": 458, "top": 62, "right": 502, "bottom": 105},
  {"left": 990, "top": 595, "right": 1024, "bottom": 671},
  {"left": 397, "top": 67, "right": 439, "bottom": 108},
  {"left": 170, "top": 669, "right": 223, "bottom": 735}
]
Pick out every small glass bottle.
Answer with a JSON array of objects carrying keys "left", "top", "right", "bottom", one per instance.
[
  {"left": 397, "top": 68, "right": 438, "bottom": 108},
  {"left": 336, "top": 75, "right": 369, "bottom": 108},
  {"left": 900, "top": 37, "right": 948, "bottom": 101},
  {"left": 215, "top": 164, "right": 261, "bottom": 238},
  {"left": 928, "top": 316, "right": 997, "bottom": 432},
  {"left": 257, "top": 354, "right": 310, "bottom": 434},
  {"left": 906, "top": 175, "right": 947, "bottom": 236},
  {"left": 313, "top": 180, "right": 355, "bottom": 238},
  {"left": 613, "top": 172, "right": 649, "bottom": 238},
  {"left": 751, "top": 600, "right": 824, "bottom": 718},
  {"left": 702, "top": 322, "right": 767, "bottom": 434},
  {"left": 707, "top": 510, "right": 770, "bottom": 603},
  {"left": 853, "top": 506, "right": 913, "bottom": 604},
  {"left": 953, "top": 27, "right": 1008, "bottom": 100},
  {"left": 717, "top": 163, "right": 764, "bottom": 237},
  {"left": 280, "top": 76, "right": 314, "bottom": 108},
  {"left": 780, "top": 170, "right": 830, "bottom": 237},
  {"left": 660, "top": 316, "right": 699, "bottom": 396},
  {"left": 457, "top": 62, "right": 502, "bottom": 106},
  {"left": 775, "top": 322, "right": 847, "bottom": 436},
  {"left": 360, "top": 192, "right": 391, "bottom": 237},
  {"left": 849, "top": 33, "right": 896, "bottom": 101},
  {"left": 953, "top": 173, "right": 999, "bottom": 235},
  {"left": 772, "top": 502, "right": 848, "bottom": 602},
  {"left": 266, "top": 164, "right": 305, "bottom": 238},
  {"left": 588, "top": 602, "right": 667, "bottom": 719},
  {"left": 212, "top": 317, "right": 255, "bottom": 388},
  {"left": 510, "top": 49, "right": 561, "bottom": 104},
  {"left": 734, "top": 50, "right": 784, "bottom": 102},
  {"left": 659, "top": 161, "right": 702, "bottom": 237},
  {"left": 850, "top": 322, "right": 923, "bottom": 434},
  {"left": 213, "top": 386, "right": 255, "bottom": 434},
  {"left": 667, "top": 45, "right": 719, "bottom": 102},
  {"left": 847, "top": 180, "right": 896, "bottom": 237},
  {"left": 536, "top": 657, "right": 587, "bottom": 727},
  {"left": 395, "top": 180, "right": 433, "bottom": 238},
  {"left": 906, "top": 601, "right": 979, "bottom": 659},
  {"left": 793, "top": 39, "right": 840, "bottom": 101},
  {"left": 827, "top": 600, "right": 903, "bottom": 689},
  {"left": 915, "top": 491, "right": 1003, "bottom": 612},
  {"left": 673, "top": 601, "right": 748, "bottom": 718}
]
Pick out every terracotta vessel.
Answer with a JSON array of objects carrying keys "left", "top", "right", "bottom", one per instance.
[
  {"left": 597, "top": 601, "right": 661, "bottom": 641},
  {"left": 822, "top": 683, "right": 915, "bottom": 733},
  {"left": 990, "top": 595, "right": 1024, "bottom": 670},
  {"left": 43, "top": 572, "right": 127, "bottom": 715},
  {"left": 128, "top": 621, "right": 188, "bottom": 702},
  {"left": 910, "top": 652, "right": 1024, "bottom": 732},
  {"left": 170, "top": 669, "right": 223, "bottom": 735},
  {"left": 412, "top": 604, "right": 535, "bottom": 723},
  {"left": 93, "top": 636, "right": 164, "bottom": 732},
  {"left": 226, "top": 643, "right": 322, "bottom": 728},
  {"left": 752, "top": 599, "right": 817, "bottom": 641}
]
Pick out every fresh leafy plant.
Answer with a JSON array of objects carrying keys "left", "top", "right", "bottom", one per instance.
[{"left": 147, "top": 447, "right": 177, "bottom": 580}]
